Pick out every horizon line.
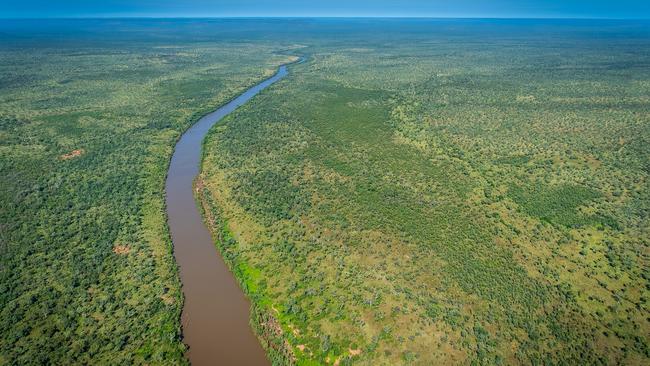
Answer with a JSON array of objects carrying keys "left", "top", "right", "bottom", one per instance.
[{"left": 1, "top": 15, "right": 650, "bottom": 21}]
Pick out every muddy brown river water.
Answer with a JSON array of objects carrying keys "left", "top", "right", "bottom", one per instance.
[{"left": 165, "top": 61, "right": 296, "bottom": 365}]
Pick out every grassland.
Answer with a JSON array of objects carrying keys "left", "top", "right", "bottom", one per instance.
[
  {"left": 0, "top": 19, "right": 295, "bottom": 364},
  {"left": 199, "top": 20, "right": 650, "bottom": 365}
]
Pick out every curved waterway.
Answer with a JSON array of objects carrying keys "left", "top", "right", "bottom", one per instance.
[{"left": 165, "top": 60, "right": 298, "bottom": 365}]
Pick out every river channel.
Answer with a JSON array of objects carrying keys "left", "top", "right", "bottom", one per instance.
[{"left": 165, "top": 59, "right": 299, "bottom": 365}]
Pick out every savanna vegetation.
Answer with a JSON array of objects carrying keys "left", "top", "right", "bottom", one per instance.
[
  {"left": 198, "top": 20, "right": 650, "bottom": 365},
  {"left": 1, "top": 18, "right": 648, "bottom": 366},
  {"left": 0, "top": 19, "right": 295, "bottom": 364}
]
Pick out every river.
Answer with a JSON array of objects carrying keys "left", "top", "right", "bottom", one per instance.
[{"left": 165, "top": 60, "right": 298, "bottom": 365}]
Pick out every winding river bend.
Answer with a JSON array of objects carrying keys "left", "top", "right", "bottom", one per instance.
[{"left": 165, "top": 61, "right": 296, "bottom": 365}]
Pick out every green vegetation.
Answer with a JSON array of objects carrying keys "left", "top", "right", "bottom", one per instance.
[
  {"left": 200, "top": 20, "right": 650, "bottom": 365},
  {"left": 1, "top": 19, "right": 648, "bottom": 365},
  {"left": 0, "top": 20, "right": 294, "bottom": 364}
]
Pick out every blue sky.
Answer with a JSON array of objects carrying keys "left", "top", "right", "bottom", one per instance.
[{"left": 1, "top": 0, "right": 649, "bottom": 19}]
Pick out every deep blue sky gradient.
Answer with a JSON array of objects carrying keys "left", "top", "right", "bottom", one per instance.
[{"left": 1, "top": 0, "right": 649, "bottom": 19}]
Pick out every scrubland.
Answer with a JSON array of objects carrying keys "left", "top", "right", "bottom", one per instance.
[
  {"left": 200, "top": 20, "right": 650, "bottom": 365},
  {"left": 1, "top": 19, "right": 648, "bottom": 365},
  {"left": 0, "top": 19, "right": 293, "bottom": 364}
]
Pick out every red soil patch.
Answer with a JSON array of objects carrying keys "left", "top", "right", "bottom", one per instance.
[
  {"left": 60, "top": 149, "right": 84, "bottom": 160},
  {"left": 194, "top": 176, "right": 205, "bottom": 193},
  {"left": 112, "top": 245, "right": 131, "bottom": 255},
  {"left": 349, "top": 348, "right": 362, "bottom": 356}
]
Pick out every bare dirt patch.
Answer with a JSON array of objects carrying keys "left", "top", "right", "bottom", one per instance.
[
  {"left": 349, "top": 348, "right": 362, "bottom": 356},
  {"left": 60, "top": 149, "right": 84, "bottom": 160},
  {"left": 194, "top": 176, "right": 205, "bottom": 193},
  {"left": 112, "top": 245, "right": 131, "bottom": 255}
]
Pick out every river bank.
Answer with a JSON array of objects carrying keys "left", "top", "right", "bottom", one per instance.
[{"left": 165, "top": 58, "right": 300, "bottom": 365}]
